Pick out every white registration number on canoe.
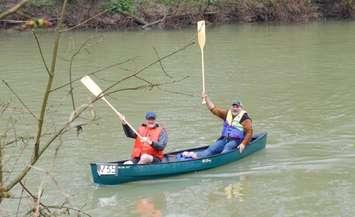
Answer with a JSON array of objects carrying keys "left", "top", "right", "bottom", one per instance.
[{"left": 97, "top": 164, "right": 117, "bottom": 176}]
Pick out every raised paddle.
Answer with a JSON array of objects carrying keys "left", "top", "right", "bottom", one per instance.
[
  {"left": 80, "top": 75, "right": 143, "bottom": 139},
  {"left": 197, "top": 20, "right": 206, "bottom": 104}
]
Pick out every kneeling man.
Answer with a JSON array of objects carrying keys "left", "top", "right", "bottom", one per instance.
[
  {"left": 184, "top": 94, "right": 252, "bottom": 159},
  {"left": 121, "top": 112, "right": 168, "bottom": 164}
]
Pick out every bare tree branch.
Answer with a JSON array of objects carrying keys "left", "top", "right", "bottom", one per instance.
[
  {"left": 4, "top": 101, "right": 88, "bottom": 193},
  {"left": 3, "top": 74, "right": 190, "bottom": 193},
  {"left": 0, "top": 19, "right": 26, "bottom": 24},
  {"left": 19, "top": 181, "right": 51, "bottom": 214},
  {"left": 68, "top": 37, "right": 96, "bottom": 111},
  {"left": 102, "top": 41, "right": 195, "bottom": 94},
  {"left": 106, "top": 75, "right": 190, "bottom": 95},
  {"left": 118, "top": 9, "right": 148, "bottom": 26},
  {"left": 157, "top": 87, "right": 196, "bottom": 97},
  {"left": 3, "top": 132, "right": 52, "bottom": 148},
  {"left": 33, "top": 0, "right": 69, "bottom": 159},
  {"left": 4, "top": 116, "right": 73, "bottom": 192},
  {"left": 0, "top": 0, "right": 30, "bottom": 20},
  {"left": 134, "top": 75, "right": 155, "bottom": 85},
  {"left": 61, "top": 9, "right": 109, "bottom": 32},
  {"left": 117, "top": 9, "right": 166, "bottom": 30},
  {"left": 2, "top": 80, "right": 38, "bottom": 120},
  {"left": 92, "top": 74, "right": 152, "bottom": 89},
  {"left": 50, "top": 57, "right": 136, "bottom": 92},
  {"left": 1, "top": 0, "right": 70, "bottom": 195},
  {"left": 33, "top": 176, "right": 45, "bottom": 217},
  {"left": 5, "top": 133, "right": 31, "bottom": 184},
  {"left": 30, "top": 166, "right": 70, "bottom": 199},
  {"left": 0, "top": 136, "right": 3, "bottom": 201},
  {"left": 3, "top": 39, "right": 193, "bottom": 197},
  {"left": 151, "top": 46, "right": 197, "bottom": 97},
  {"left": 15, "top": 186, "right": 24, "bottom": 217},
  {"left": 142, "top": 13, "right": 167, "bottom": 29},
  {"left": 0, "top": 2, "right": 195, "bottom": 215},
  {"left": 153, "top": 47, "right": 173, "bottom": 78},
  {"left": 32, "top": 31, "right": 50, "bottom": 76},
  {"left": 0, "top": 102, "right": 10, "bottom": 116},
  {"left": 45, "top": 205, "right": 92, "bottom": 217}
]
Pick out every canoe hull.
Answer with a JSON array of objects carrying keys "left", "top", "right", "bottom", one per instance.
[{"left": 90, "top": 132, "right": 267, "bottom": 185}]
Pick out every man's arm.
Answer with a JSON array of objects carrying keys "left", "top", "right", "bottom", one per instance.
[
  {"left": 122, "top": 123, "right": 137, "bottom": 139},
  {"left": 203, "top": 94, "right": 227, "bottom": 120},
  {"left": 210, "top": 106, "right": 228, "bottom": 120},
  {"left": 239, "top": 119, "right": 253, "bottom": 149},
  {"left": 150, "top": 129, "right": 168, "bottom": 151}
]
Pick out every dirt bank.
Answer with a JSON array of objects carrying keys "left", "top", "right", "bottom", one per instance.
[{"left": 1, "top": 0, "right": 355, "bottom": 30}]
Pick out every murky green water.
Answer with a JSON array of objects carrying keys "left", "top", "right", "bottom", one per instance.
[{"left": 1, "top": 21, "right": 355, "bottom": 217}]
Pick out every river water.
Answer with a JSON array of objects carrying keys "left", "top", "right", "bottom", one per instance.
[{"left": 1, "top": 21, "right": 355, "bottom": 217}]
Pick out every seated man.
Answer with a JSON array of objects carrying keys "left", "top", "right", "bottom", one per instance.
[
  {"left": 120, "top": 112, "right": 168, "bottom": 164},
  {"left": 184, "top": 94, "right": 253, "bottom": 159}
]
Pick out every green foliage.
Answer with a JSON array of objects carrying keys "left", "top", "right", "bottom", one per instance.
[
  {"left": 105, "top": 0, "right": 133, "bottom": 13},
  {"left": 207, "top": 0, "right": 218, "bottom": 4}
]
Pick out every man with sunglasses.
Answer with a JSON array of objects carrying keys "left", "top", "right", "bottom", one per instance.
[
  {"left": 120, "top": 112, "right": 168, "bottom": 164},
  {"left": 183, "top": 94, "right": 252, "bottom": 159}
]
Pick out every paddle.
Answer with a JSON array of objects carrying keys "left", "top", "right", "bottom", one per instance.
[
  {"left": 197, "top": 20, "right": 206, "bottom": 104},
  {"left": 80, "top": 75, "right": 143, "bottom": 139}
]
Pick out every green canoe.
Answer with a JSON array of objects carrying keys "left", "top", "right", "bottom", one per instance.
[{"left": 90, "top": 132, "right": 267, "bottom": 185}]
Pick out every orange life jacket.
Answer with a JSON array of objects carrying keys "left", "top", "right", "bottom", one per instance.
[{"left": 131, "top": 124, "right": 164, "bottom": 160}]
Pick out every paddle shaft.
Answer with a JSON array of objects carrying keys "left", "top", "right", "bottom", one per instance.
[
  {"left": 100, "top": 96, "right": 143, "bottom": 139},
  {"left": 200, "top": 48, "right": 206, "bottom": 104},
  {"left": 81, "top": 75, "right": 144, "bottom": 140},
  {"left": 197, "top": 20, "right": 207, "bottom": 104}
]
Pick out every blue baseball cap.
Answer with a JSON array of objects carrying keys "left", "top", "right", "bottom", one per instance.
[{"left": 145, "top": 112, "right": 156, "bottom": 120}]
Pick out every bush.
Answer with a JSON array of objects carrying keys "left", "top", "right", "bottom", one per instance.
[{"left": 104, "top": 0, "right": 133, "bottom": 13}]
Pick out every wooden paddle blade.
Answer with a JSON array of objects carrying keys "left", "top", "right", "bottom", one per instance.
[
  {"left": 80, "top": 75, "right": 103, "bottom": 97},
  {"left": 197, "top": 20, "right": 206, "bottom": 49}
]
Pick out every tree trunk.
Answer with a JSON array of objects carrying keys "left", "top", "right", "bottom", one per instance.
[{"left": 0, "top": 138, "right": 3, "bottom": 203}]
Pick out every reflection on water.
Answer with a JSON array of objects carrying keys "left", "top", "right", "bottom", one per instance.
[
  {"left": 97, "top": 194, "right": 118, "bottom": 207},
  {"left": 223, "top": 175, "right": 248, "bottom": 201},
  {"left": 135, "top": 196, "right": 164, "bottom": 217},
  {"left": 91, "top": 175, "right": 252, "bottom": 217}
]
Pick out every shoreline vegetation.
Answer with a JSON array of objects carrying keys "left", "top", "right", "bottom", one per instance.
[{"left": 1, "top": 0, "right": 355, "bottom": 30}]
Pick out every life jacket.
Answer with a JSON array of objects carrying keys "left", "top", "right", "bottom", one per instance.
[
  {"left": 131, "top": 124, "right": 164, "bottom": 160},
  {"left": 220, "top": 109, "right": 247, "bottom": 140}
]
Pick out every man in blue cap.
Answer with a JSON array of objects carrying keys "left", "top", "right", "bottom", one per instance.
[
  {"left": 120, "top": 112, "right": 168, "bottom": 164},
  {"left": 183, "top": 94, "right": 253, "bottom": 158}
]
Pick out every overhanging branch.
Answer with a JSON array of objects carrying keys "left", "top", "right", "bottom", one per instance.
[{"left": 0, "top": 0, "right": 31, "bottom": 20}]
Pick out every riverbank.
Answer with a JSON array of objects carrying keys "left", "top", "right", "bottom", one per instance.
[{"left": 1, "top": 0, "right": 355, "bottom": 30}]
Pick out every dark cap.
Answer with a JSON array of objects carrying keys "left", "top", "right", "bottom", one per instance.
[
  {"left": 145, "top": 112, "right": 156, "bottom": 120},
  {"left": 232, "top": 99, "right": 242, "bottom": 107}
]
